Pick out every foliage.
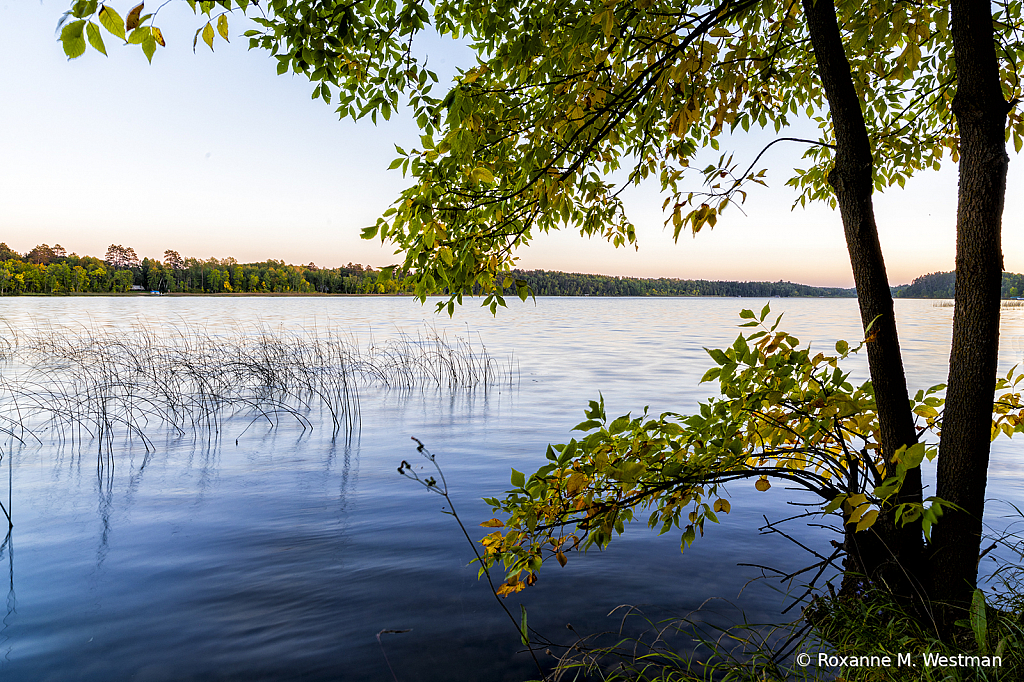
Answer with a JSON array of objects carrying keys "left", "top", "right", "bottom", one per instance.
[
  {"left": 20, "top": 241, "right": 1008, "bottom": 298},
  {"left": 0, "top": 244, "right": 392, "bottom": 295},
  {"left": 56, "top": 0, "right": 1024, "bottom": 313},
  {"left": 475, "top": 307, "right": 1024, "bottom": 596},
  {"left": 805, "top": 586, "right": 1024, "bottom": 681},
  {"left": 535, "top": 581, "right": 1024, "bottom": 681},
  {"left": 539, "top": 602, "right": 820, "bottom": 682},
  {"left": 506, "top": 270, "right": 856, "bottom": 297},
  {"left": 892, "top": 271, "right": 1024, "bottom": 300}
]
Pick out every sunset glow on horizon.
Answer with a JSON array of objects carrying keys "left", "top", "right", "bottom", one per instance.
[{"left": 2, "top": 2, "right": 1020, "bottom": 289}]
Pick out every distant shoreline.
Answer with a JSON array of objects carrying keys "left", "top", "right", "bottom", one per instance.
[{"left": 0, "top": 291, "right": 959, "bottom": 299}]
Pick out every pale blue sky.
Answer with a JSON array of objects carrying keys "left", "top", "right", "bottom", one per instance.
[{"left": 1, "top": 1, "right": 1021, "bottom": 287}]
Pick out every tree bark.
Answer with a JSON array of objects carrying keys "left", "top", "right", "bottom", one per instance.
[
  {"left": 801, "top": 0, "right": 923, "bottom": 594},
  {"left": 931, "top": 0, "right": 1008, "bottom": 630}
]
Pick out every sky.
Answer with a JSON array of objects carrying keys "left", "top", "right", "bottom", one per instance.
[{"left": 1, "top": 2, "right": 1022, "bottom": 287}]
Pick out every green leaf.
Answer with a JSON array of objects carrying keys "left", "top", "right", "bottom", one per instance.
[
  {"left": 86, "top": 21, "right": 107, "bottom": 55},
  {"left": 732, "top": 334, "right": 749, "bottom": 361},
  {"left": 823, "top": 494, "right": 847, "bottom": 515},
  {"left": 559, "top": 439, "right": 578, "bottom": 464},
  {"left": 738, "top": 309, "right": 755, "bottom": 319},
  {"left": 98, "top": 5, "right": 126, "bottom": 41},
  {"left": 127, "top": 26, "right": 148, "bottom": 44},
  {"left": 835, "top": 339, "right": 849, "bottom": 355},
  {"left": 680, "top": 525, "right": 696, "bottom": 552},
  {"left": 872, "top": 479, "right": 900, "bottom": 499},
  {"left": 60, "top": 19, "right": 87, "bottom": 59},
  {"left": 519, "top": 604, "right": 530, "bottom": 645},
  {"left": 510, "top": 468, "right": 525, "bottom": 488},
  {"left": 141, "top": 34, "right": 156, "bottom": 62},
  {"left": 706, "top": 348, "right": 729, "bottom": 365},
  {"left": 608, "top": 415, "right": 631, "bottom": 435},
  {"left": 970, "top": 589, "right": 988, "bottom": 652},
  {"left": 71, "top": 0, "right": 98, "bottom": 19},
  {"left": 700, "top": 366, "right": 721, "bottom": 383}
]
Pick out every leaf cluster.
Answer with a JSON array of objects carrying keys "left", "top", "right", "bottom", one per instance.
[{"left": 477, "top": 307, "right": 1024, "bottom": 593}]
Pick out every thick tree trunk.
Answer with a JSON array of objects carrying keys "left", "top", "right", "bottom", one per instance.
[
  {"left": 931, "top": 0, "right": 1008, "bottom": 630},
  {"left": 801, "top": 0, "right": 923, "bottom": 594}
]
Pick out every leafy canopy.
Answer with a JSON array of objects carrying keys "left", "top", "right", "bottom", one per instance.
[
  {"left": 61, "top": 0, "right": 1024, "bottom": 312},
  {"left": 476, "top": 307, "right": 1024, "bottom": 596}
]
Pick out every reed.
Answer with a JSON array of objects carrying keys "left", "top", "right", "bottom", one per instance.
[
  {"left": 0, "top": 322, "right": 514, "bottom": 453},
  {"left": 932, "top": 300, "right": 1024, "bottom": 308}
]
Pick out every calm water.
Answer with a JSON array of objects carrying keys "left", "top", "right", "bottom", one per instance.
[{"left": 0, "top": 296, "right": 1021, "bottom": 681}]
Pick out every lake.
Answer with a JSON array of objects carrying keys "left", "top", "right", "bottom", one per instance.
[{"left": 0, "top": 296, "right": 1021, "bottom": 681}]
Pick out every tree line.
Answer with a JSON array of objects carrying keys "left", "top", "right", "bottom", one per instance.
[
  {"left": 0, "top": 243, "right": 388, "bottom": 295},
  {"left": 892, "top": 270, "right": 1024, "bottom": 299},
  {"left": 508, "top": 269, "right": 857, "bottom": 297},
  {"left": 6, "top": 243, "right": 1024, "bottom": 299}
]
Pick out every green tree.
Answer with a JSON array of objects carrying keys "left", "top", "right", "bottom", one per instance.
[
  {"left": 71, "top": 265, "right": 89, "bottom": 293},
  {"left": 60, "top": 0, "right": 1023, "bottom": 632}
]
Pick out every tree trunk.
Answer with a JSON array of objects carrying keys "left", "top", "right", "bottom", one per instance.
[
  {"left": 801, "top": 0, "right": 924, "bottom": 595},
  {"left": 931, "top": 0, "right": 1008, "bottom": 631}
]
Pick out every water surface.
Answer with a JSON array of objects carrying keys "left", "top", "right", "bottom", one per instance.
[{"left": 0, "top": 296, "right": 1021, "bottom": 681}]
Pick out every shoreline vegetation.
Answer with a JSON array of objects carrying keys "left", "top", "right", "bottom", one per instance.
[
  {"left": 0, "top": 322, "right": 510, "bottom": 450},
  {"left": 3, "top": 242, "right": 1024, "bottom": 299}
]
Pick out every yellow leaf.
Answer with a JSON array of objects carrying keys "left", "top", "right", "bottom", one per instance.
[
  {"left": 471, "top": 167, "right": 495, "bottom": 184},
  {"left": 845, "top": 493, "right": 868, "bottom": 511},
  {"left": 202, "top": 22, "right": 215, "bottom": 50},
  {"left": 496, "top": 579, "right": 525, "bottom": 597},
  {"left": 565, "top": 472, "right": 587, "bottom": 496},
  {"left": 914, "top": 404, "right": 938, "bottom": 419},
  {"left": 847, "top": 496, "right": 870, "bottom": 525},
  {"left": 713, "top": 498, "right": 731, "bottom": 514},
  {"left": 755, "top": 477, "right": 770, "bottom": 492},
  {"left": 856, "top": 509, "right": 879, "bottom": 532},
  {"left": 217, "top": 14, "right": 229, "bottom": 42},
  {"left": 480, "top": 518, "right": 505, "bottom": 528},
  {"left": 152, "top": 26, "right": 165, "bottom": 47},
  {"left": 556, "top": 551, "right": 567, "bottom": 567}
]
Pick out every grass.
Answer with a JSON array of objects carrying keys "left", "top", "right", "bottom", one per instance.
[
  {"left": 0, "top": 322, "right": 515, "bottom": 454},
  {"left": 932, "top": 301, "right": 1024, "bottom": 308},
  {"left": 529, "top": 582, "right": 1023, "bottom": 682},
  {"left": 516, "top": 504, "right": 1024, "bottom": 682}
]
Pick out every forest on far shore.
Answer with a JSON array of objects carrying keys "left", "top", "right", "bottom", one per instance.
[{"left": 1, "top": 242, "right": 1021, "bottom": 299}]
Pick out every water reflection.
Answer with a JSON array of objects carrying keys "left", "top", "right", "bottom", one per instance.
[
  {"left": 0, "top": 529, "right": 14, "bottom": 664},
  {"left": 0, "top": 298, "right": 1019, "bottom": 680}
]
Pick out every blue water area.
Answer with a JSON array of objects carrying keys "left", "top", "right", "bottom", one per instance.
[{"left": 0, "top": 296, "right": 1020, "bottom": 681}]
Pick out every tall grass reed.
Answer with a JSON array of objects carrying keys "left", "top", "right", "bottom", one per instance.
[{"left": 0, "top": 322, "right": 514, "bottom": 455}]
